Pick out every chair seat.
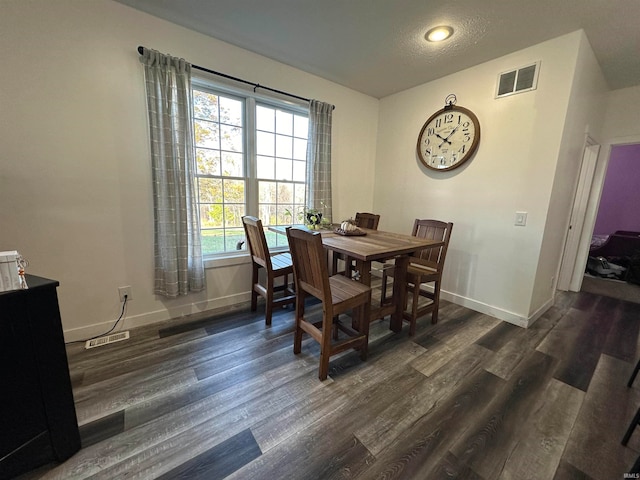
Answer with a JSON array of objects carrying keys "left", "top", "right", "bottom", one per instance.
[
  {"left": 329, "top": 275, "right": 370, "bottom": 307},
  {"left": 384, "top": 262, "right": 438, "bottom": 284},
  {"left": 407, "top": 265, "right": 438, "bottom": 284},
  {"left": 407, "top": 263, "right": 436, "bottom": 276},
  {"left": 271, "top": 252, "right": 293, "bottom": 272}
]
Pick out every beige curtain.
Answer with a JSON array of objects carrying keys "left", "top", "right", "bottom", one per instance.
[
  {"left": 306, "top": 100, "right": 334, "bottom": 222},
  {"left": 140, "top": 48, "right": 205, "bottom": 297}
]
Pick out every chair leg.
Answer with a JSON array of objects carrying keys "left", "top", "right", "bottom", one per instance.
[
  {"left": 409, "top": 283, "right": 420, "bottom": 336},
  {"left": 431, "top": 281, "right": 440, "bottom": 325},
  {"left": 358, "top": 302, "right": 370, "bottom": 361},
  {"left": 318, "top": 310, "right": 334, "bottom": 381},
  {"left": 250, "top": 264, "right": 259, "bottom": 312},
  {"left": 622, "top": 406, "right": 640, "bottom": 445},
  {"left": 265, "top": 276, "right": 274, "bottom": 326},
  {"left": 629, "top": 358, "right": 640, "bottom": 387},
  {"left": 319, "top": 351, "right": 330, "bottom": 381},
  {"left": 345, "top": 256, "right": 354, "bottom": 279},
  {"left": 381, "top": 270, "right": 389, "bottom": 305},
  {"left": 293, "top": 295, "right": 304, "bottom": 355},
  {"left": 380, "top": 265, "right": 395, "bottom": 305},
  {"left": 630, "top": 454, "right": 640, "bottom": 474}
]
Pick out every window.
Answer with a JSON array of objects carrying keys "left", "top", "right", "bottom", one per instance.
[{"left": 192, "top": 83, "right": 308, "bottom": 256}]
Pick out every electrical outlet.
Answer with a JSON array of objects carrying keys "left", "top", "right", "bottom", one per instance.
[{"left": 118, "top": 286, "right": 132, "bottom": 302}]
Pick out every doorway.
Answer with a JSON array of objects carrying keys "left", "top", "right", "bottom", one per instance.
[{"left": 559, "top": 139, "right": 640, "bottom": 302}]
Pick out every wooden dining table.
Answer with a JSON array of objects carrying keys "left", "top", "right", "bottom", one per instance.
[{"left": 270, "top": 225, "right": 444, "bottom": 332}]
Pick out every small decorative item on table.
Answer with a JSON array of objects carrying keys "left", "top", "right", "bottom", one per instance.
[
  {"left": 18, "top": 255, "right": 29, "bottom": 289},
  {"left": 335, "top": 219, "right": 367, "bottom": 236},
  {"left": 0, "top": 250, "right": 28, "bottom": 291},
  {"left": 305, "top": 211, "right": 323, "bottom": 229}
]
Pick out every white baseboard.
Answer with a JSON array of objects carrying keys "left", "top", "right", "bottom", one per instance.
[
  {"left": 64, "top": 284, "right": 555, "bottom": 342},
  {"left": 63, "top": 291, "right": 251, "bottom": 342},
  {"left": 525, "top": 295, "right": 555, "bottom": 327},
  {"left": 439, "top": 289, "right": 553, "bottom": 328}
]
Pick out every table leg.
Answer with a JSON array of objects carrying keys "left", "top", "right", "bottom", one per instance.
[
  {"left": 351, "top": 259, "right": 372, "bottom": 330},
  {"left": 390, "top": 255, "right": 408, "bottom": 332},
  {"left": 356, "top": 259, "right": 372, "bottom": 286}
]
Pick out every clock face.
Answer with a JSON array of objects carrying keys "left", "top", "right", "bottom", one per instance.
[{"left": 417, "top": 105, "right": 480, "bottom": 171}]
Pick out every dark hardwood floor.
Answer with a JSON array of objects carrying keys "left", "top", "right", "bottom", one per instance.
[{"left": 17, "top": 284, "right": 640, "bottom": 480}]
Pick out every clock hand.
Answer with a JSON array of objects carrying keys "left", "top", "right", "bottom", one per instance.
[
  {"left": 439, "top": 125, "right": 461, "bottom": 148},
  {"left": 435, "top": 133, "right": 451, "bottom": 145},
  {"left": 447, "top": 124, "right": 461, "bottom": 138}
]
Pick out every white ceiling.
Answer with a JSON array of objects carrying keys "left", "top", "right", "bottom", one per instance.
[{"left": 113, "top": 0, "right": 640, "bottom": 98}]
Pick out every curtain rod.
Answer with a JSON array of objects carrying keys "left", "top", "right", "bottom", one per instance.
[{"left": 137, "top": 45, "right": 333, "bottom": 109}]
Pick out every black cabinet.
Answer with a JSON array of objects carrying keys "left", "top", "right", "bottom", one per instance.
[{"left": 0, "top": 275, "right": 80, "bottom": 479}]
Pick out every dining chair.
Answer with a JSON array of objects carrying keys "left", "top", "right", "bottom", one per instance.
[
  {"left": 286, "top": 227, "right": 371, "bottom": 380},
  {"left": 332, "top": 212, "right": 381, "bottom": 276},
  {"left": 354, "top": 212, "right": 380, "bottom": 230},
  {"left": 242, "top": 216, "right": 296, "bottom": 326},
  {"left": 381, "top": 219, "right": 453, "bottom": 335},
  {"left": 622, "top": 356, "right": 640, "bottom": 445}
]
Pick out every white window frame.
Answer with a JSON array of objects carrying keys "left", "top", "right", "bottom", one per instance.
[{"left": 191, "top": 78, "right": 309, "bottom": 268}]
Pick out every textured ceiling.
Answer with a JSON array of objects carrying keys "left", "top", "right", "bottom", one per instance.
[{"left": 113, "top": 0, "right": 640, "bottom": 98}]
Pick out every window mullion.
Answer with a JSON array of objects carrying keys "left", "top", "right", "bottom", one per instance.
[{"left": 245, "top": 97, "right": 258, "bottom": 216}]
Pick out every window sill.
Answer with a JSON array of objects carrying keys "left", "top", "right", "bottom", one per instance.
[
  {"left": 204, "top": 253, "right": 251, "bottom": 269},
  {"left": 203, "top": 246, "right": 289, "bottom": 269}
]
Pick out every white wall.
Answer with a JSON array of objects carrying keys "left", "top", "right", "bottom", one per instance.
[
  {"left": 532, "top": 31, "right": 607, "bottom": 314},
  {"left": 1, "top": 0, "right": 625, "bottom": 337},
  {"left": 0, "top": 0, "right": 379, "bottom": 340},
  {"left": 601, "top": 86, "right": 640, "bottom": 141},
  {"left": 374, "top": 31, "right": 598, "bottom": 326}
]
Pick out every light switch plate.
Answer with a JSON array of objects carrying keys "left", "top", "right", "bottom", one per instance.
[{"left": 515, "top": 211, "right": 527, "bottom": 226}]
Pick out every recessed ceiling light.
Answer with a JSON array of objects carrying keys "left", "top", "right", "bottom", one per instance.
[{"left": 425, "top": 26, "right": 453, "bottom": 42}]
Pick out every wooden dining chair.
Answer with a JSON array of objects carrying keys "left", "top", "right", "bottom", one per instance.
[
  {"left": 622, "top": 357, "right": 640, "bottom": 445},
  {"left": 286, "top": 227, "right": 371, "bottom": 380},
  {"left": 332, "top": 212, "right": 381, "bottom": 276},
  {"left": 242, "top": 216, "right": 296, "bottom": 326},
  {"left": 354, "top": 212, "right": 380, "bottom": 230},
  {"left": 381, "top": 219, "right": 453, "bottom": 335}
]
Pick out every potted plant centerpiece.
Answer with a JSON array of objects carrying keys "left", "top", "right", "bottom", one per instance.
[
  {"left": 284, "top": 202, "right": 330, "bottom": 230},
  {"left": 305, "top": 208, "right": 323, "bottom": 229},
  {"left": 304, "top": 201, "right": 330, "bottom": 230}
]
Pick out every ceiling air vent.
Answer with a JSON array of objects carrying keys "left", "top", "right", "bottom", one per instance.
[{"left": 496, "top": 61, "right": 540, "bottom": 98}]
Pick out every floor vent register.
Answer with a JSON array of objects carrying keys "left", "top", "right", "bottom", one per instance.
[{"left": 85, "top": 331, "right": 130, "bottom": 349}]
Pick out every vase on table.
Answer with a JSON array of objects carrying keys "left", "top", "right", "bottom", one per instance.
[{"left": 306, "top": 212, "right": 323, "bottom": 230}]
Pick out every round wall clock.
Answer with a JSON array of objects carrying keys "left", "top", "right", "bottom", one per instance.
[{"left": 416, "top": 100, "right": 480, "bottom": 172}]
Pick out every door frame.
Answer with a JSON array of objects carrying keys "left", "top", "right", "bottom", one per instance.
[
  {"left": 557, "top": 138, "right": 599, "bottom": 291},
  {"left": 559, "top": 134, "right": 640, "bottom": 292}
]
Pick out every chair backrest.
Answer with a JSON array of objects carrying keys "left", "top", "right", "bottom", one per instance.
[
  {"left": 355, "top": 212, "right": 380, "bottom": 230},
  {"left": 411, "top": 219, "right": 453, "bottom": 271},
  {"left": 286, "top": 227, "right": 331, "bottom": 302},
  {"left": 242, "top": 216, "right": 272, "bottom": 270}
]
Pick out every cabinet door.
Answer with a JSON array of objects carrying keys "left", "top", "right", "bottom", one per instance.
[{"left": 0, "top": 294, "right": 48, "bottom": 458}]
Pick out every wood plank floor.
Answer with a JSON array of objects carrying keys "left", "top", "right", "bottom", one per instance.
[{"left": 16, "top": 285, "right": 640, "bottom": 480}]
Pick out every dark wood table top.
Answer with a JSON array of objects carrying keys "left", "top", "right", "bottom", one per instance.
[{"left": 269, "top": 225, "right": 443, "bottom": 261}]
